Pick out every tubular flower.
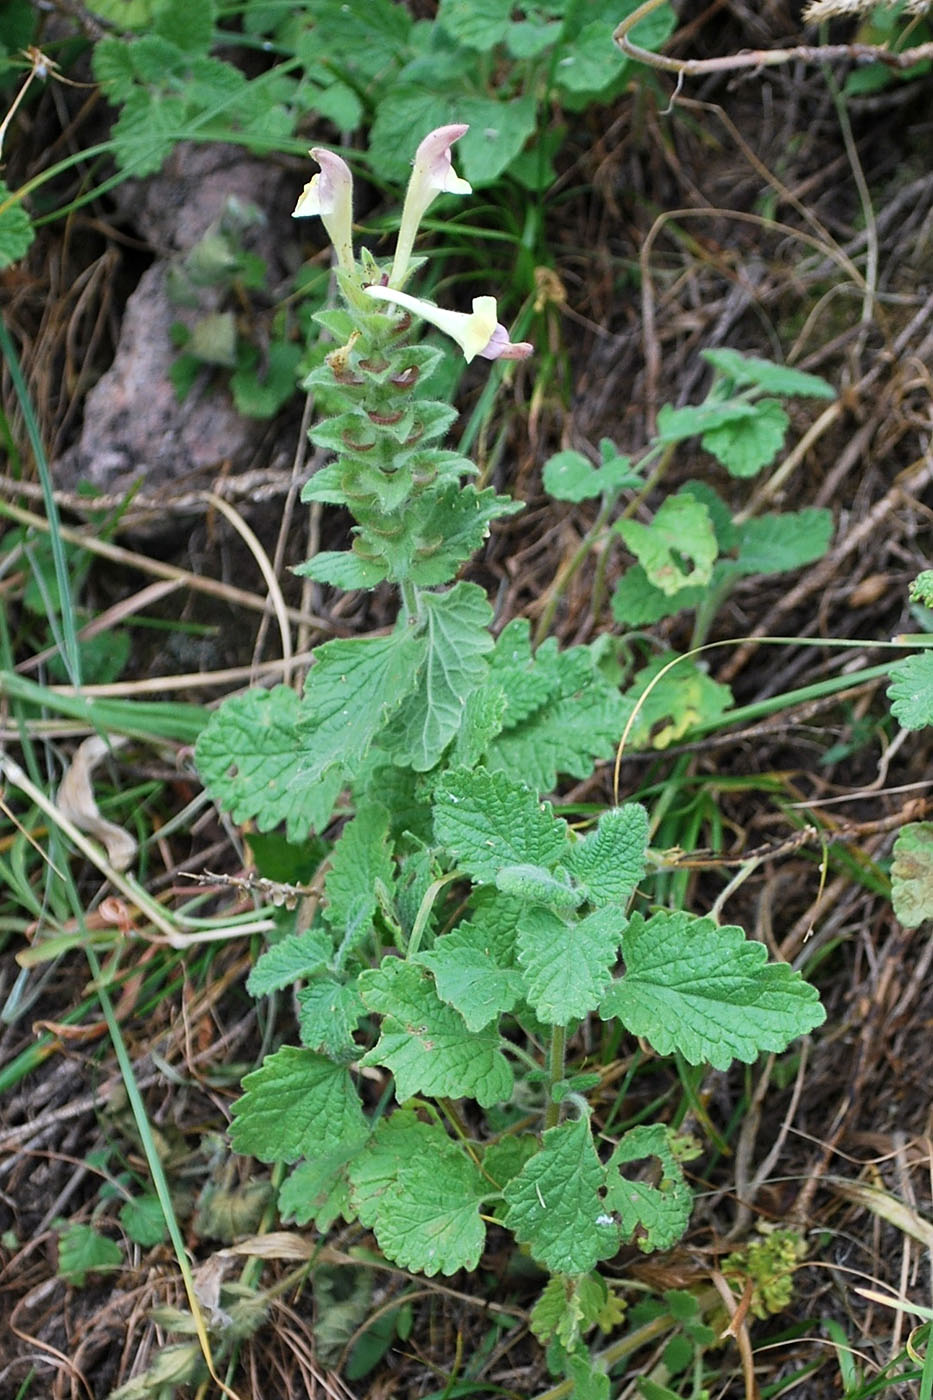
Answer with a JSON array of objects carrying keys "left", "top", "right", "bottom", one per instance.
[
  {"left": 364, "top": 285, "right": 533, "bottom": 364},
  {"left": 293, "top": 147, "right": 355, "bottom": 276},
  {"left": 390, "top": 124, "right": 472, "bottom": 287}
]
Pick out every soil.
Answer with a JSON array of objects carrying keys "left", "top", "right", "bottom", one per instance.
[{"left": 2, "top": 4, "right": 933, "bottom": 1398}]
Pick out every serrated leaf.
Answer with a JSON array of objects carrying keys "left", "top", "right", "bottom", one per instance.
[
  {"left": 888, "top": 652, "right": 933, "bottom": 730},
  {"left": 891, "top": 823, "right": 933, "bottom": 927},
  {"left": 702, "top": 348, "right": 836, "bottom": 399},
  {"left": 120, "top": 1194, "right": 168, "bottom": 1247},
  {"left": 230, "top": 1047, "right": 367, "bottom": 1162},
  {"left": 57, "top": 1223, "right": 122, "bottom": 1286},
  {"left": 448, "top": 683, "right": 508, "bottom": 768},
  {"left": 297, "top": 978, "right": 366, "bottom": 1059},
  {"left": 419, "top": 899, "right": 525, "bottom": 1030},
  {"left": 487, "top": 620, "right": 560, "bottom": 726},
  {"left": 530, "top": 1273, "right": 609, "bottom": 1350},
  {"left": 502, "top": 1116, "right": 619, "bottom": 1273},
  {"left": 0, "top": 182, "right": 35, "bottom": 270},
  {"left": 349, "top": 1109, "right": 443, "bottom": 1228},
  {"left": 567, "top": 804, "right": 648, "bottom": 906},
  {"left": 323, "top": 802, "right": 394, "bottom": 949},
  {"left": 603, "top": 1125, "right": 692, "bottom": 1252},
  {"left": 358, "top": 959, "right": 513, "bottom": 1105},
  {"left": 611, "top": 565, "right": 708, "bottom": 626},
  {"left": 384, "top": 583, "right": 493, "bottom": 770},
  {"left": 517, "top": 906, "right": 627, "bottom": 1025},
  {"left": 622, "top": 652, "right": 733, "bottom": 750},
  {"left": 295, "top": 550, "right": 388, "bottom": 589},
  {"left": 617, "top": 493, "right": 717, "bottom": 595},
  {"left": 433, "top": 767, "right": 570, "bottom": 883},
  {"left": 485, "top": 642, "right": 627, "bottom": 791},
  {"left": 600, "top": 911, "right": 825, "bottom": 1069},
  {"left": 195, "top": 686, "right": 345, "bottom": 840},
  {"left": 298, "top": 627, "right": 426, "bottom": 784},
  {"left": 458, "top": 94, "right": 537, "bottom": 185},
  {"left": 565, "top": 1353, "right": 610, "bottom": 1400},
  {"left": 543, "top": 448, "right": 639, "bottom": 503},
  {"left": 91, "top": 38, "right": 139, "bottom": 102},
  {"left": 909, "top": 572, "right": 933, "bottom": 607},
  {"left": 110, "top": 90, "right": 187, "bottom": 175},
  {"left": 246, "top": 929, "right": 332, "bottom": 997},
  {"left": 483, "top": 1133, "right": 540, "bottom": 1189},
  {"left": 554, "top": 16, "right": 625, "bottom": 95},
  {"left": 736, "top": 509, "right": 832, "bottom": 574},
  {"left": 279, "top": 1145, "right": 357, "bottom": 1231},
  {"left": 701, "top": 398, "right": 789, "bottom": 477},
  {"left": 374, "top": 1150, "right": 488, "bottom": 1276}
]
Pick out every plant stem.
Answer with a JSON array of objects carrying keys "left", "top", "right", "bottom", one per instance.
[{"left": 544, "top": 1024, "right": 567, "bottom": 1129}]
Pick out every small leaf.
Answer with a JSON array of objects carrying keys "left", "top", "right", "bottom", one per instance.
[
  {"left": 702, "top": 348, "right": 836, "bottom": 399},
  {"left": 656, "top": 400, "right": 756, "bottom": 443},
  {"left": 517, "top": 906, "right": 627, "bottom": 1025},
  {"left": 119, "top": 1194, "right": 168, "bottom": 1247},
  {"left": 230, "top": 1047, "right": 367, "bottom": 1163},
  {"left": 888, "top": 652, "right": 933, "bottom": 730},
  {"left": 0, "top": 181, "right": 35, "bottom": 270},
  {"left": 543, "top": 447, "right": 639, "bottom": 503},
  {"left": 617, "top": 493, "right": 717, "bottom": 595},
  {"left": 496, "top": 863, "right": 583, "bottom": 911},
  {"left": 419, "top": 899, "right": 525, "bottom": 1030},
  {"left": 297, "top": 978, "right": 365, "bottom": 1059},
  {"left": 372, "top": 1150, "right": 488, "bottom": 1277},
  {"left": 279, "top": 1143, "right": 359, "bottom": 1231},
  {"left": 323, "top": 802, "right": 394, "bottom": 949},
  {"left": 701, "top": 398, "right": 789, "bottom": 477},
  {"left": 736, "top": 509, "right": 833, "bottom": 574},
  {"left": 891, "top": 823, "right": 933, "bottom": 927},
  {"left": 358, "top": 959, "right": 513, "bottom": 1105},
  {"left": 436, "top": 0, "right": 510, "bottom": 50},
  {"left": 567, "top": 804, "right": 648, "bottom": 906},
  {"left": 246, "top": 930, "right": 332, "bottom": 997},
  {"left": 622, "top": 652, "right": 733, "bottom": 750},
  {"left": 57, "top": 1223, "right": 122, "bottom": 1286},
  {"left": 502, "top": 1116, "right": 619, "bottom": 1274},
  {"left": 908, "top": 572, "right": 933, "bottom": 608},
  {"left": 434, "top": 767, "right": 570, "bottom": 883},
  {"left": 603, "top": 1125, "right": 692, "bottom": 1252},
  {"left": 600, "top": 911, "right": 825, "bottom": 1069}
]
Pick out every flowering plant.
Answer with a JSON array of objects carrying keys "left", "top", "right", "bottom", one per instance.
[{"left": 195, "top": 128, "right": 824, "bottom": 1396}]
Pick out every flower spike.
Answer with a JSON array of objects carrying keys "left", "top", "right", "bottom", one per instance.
[
  {"left": 390, "top": 124, "right": 472, "bottom": 287},
  {"left": 293, "top": 147, "right": 355, "bottom": 276},
  {"left": 364, "top": 285, "right": 533, "bottom": 365}
]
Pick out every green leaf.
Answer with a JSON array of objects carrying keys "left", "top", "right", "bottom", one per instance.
[
  {"left": 702, "top": 348, "right": 836, "bottom": 399},
  {"left": 611, "top": 565, "right": 708, "bottom": 626},
  {"left": 154, "top": 0, "right": 214, "bottom": 52},
  {"left": 297, "top": 978, "right": 365, "bottom": 1059},
  {"left": 91, "top": 38, "right": 139, "bottom": 102},
  {"left": 656, "top": 399, "right": 756, "bottom": 444},
  {"left": 530, "top": 1273, "right": 609, "bottom": 1350},
  {"left": 0, "top": 182, "right": 35, "bottom": 270},
  {"left": 517, "top": 906, "right": 627, "bottom": 1024},
  {"left": 507, "top": 18, "right": 561, "bottom": 59},
  {"left": 120, "top": 1194, "right": 168, "bottom": 1247},
  {"left": 600, "top": 911, "right": 825, "bottom": 1069},
  {"left": 349, "top": 1109, "right": 441, "bottom": 1227},
  {"left": 323, "top": 802, "right": 394, "bottom": 949},
  {"left": 502, "top": 1116, "right": 619, "bottom": 1273},
  {"left": 496, "top": 864, "right": 583, "bottom": 911},
  {"left": 736, "top": 509, "right": 833, "bottom": 574},
  {"left": 485, "top": 639, "right": 627, "bottom": 791},
  {"left": 295, "top": 551, "right": 388, "bottom": 589},
  {"left": 384, "top": 583, "right": 493, "bottom": 770},
  {"left": 617, "top": 493, "right": 717, "bottom": 595},
  {"left": 57, "top": 1223, "right": 122, "bottom": 1286},
  {"left": 279, "top": 1143, "right": 358, "bottom": 1231},
  {"left": 909, "top": 571, "right": 933, "bottom": 607},
  {"left": 298, "top": 627, "right": 426, "bottom": 782},
  {"left": 566, "top": 804, "right": 649, "bottom": 906},
  {"left": 436, "top": 0, "right": 510, "bottom": 50},
  {"left": 246, "top": 929, "right": 332, "bottom": 997},
  {"left": 622, "top": 652, "right": 733, "bottom": 750},
  {"left": 543, "top": 445, "right": 639, "bottom": 503},
  {"left": 110, "top": 90, "right": 187, "bottom": 175},
  {"left": 230, "top": 1047, "right": 367, "bottom": 1163},
  {"left": 231, "top": 340, "right": 302, "bottom": 418},
  {"left": 195, "top": 686, "right": 345, "bottom": 840},
  {"left": 553, "top": 16, "right": 625, "bottom": 95},
  {"left": 458, "top": 94, "right": 537, "bottom": 185},
  {"left": 370, "top": 1149, "right": 488, "bottom": 1277},
  {"left": 433, "top": 767, "right": 570, "bottom": 884},
  {"left": 419, "top": 898, "right": 525, "bottom": 1030},
  {"left": 891, "top": 823, "right": 933, "bottom": 927},
  {"left": 603, "top": 1125, "right": 692, "bottom": 1252},
  {"left": 888, "top": 652, "right": 933, "bottom": 730},
  {"left": 358, "top": 959, "right": 513, "bottom": 1105},
  {"left": 487, "top": 620, "right": 561, "bottom": 725},
  {"left": 701, "top": 398, "right": 789, "bottom": 477}
]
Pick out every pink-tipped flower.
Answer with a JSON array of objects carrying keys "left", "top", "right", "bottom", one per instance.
[
  {"left": 390, "top": 124, "right": 472, "bottom": 287},
  {"left": 293, "top": 148, "right": 355, "bottom": 276},
  {"left": 364, "top": 285, "right": 532, "bottom": 365}
]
